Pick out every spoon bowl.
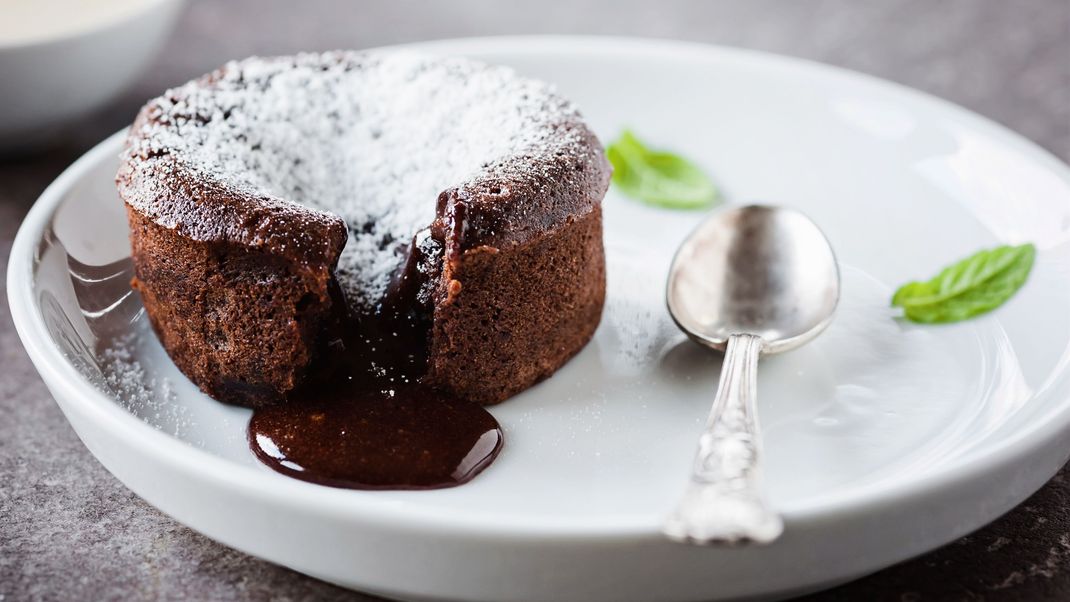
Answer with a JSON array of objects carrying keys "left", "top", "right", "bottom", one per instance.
[
  {"left": 667, "top": 205, "right": 840, "bottom": 354},
  {"left": 663, "top": 205, "right": 840, "bottom": 545}
]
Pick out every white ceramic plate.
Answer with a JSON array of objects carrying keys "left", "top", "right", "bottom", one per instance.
[{"left": 10, "top": 37, "right": 1070, "bottom": 602}]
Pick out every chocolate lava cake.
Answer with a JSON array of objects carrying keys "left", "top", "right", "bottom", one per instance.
[{"left": 116, "top": 51, "right": 609, "bottom": 408}]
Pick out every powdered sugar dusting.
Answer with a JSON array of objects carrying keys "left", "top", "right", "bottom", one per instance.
[
  {"left": 100, "top": 331, "right": 194, "bottom": 440},
  {"left": 124, "top": 51, "right": 585, "bottom": 307}
]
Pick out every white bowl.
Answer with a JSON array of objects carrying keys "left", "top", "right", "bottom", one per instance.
[
  {"left": 10, "top": 37, "right": 1070, "bottom": 602},
  {"left": 0, "top": 0, "right": 184, "bottom": 151}
]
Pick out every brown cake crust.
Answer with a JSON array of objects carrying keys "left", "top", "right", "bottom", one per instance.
[
  {"left": 117, "top": 51, "right": 609, "bottom": 407},
  {"left": 428, "top": 207, "right": 605, "bottom": 404},
  {"left": 126, "top": 206, "right": 339, "bottom": 405}
]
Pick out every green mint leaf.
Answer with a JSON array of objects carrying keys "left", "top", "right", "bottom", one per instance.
[
  {"left": 605, "top": 129, "right": 720, "bottom": 209},
  {"left": 891, "top": 243, "right": 1036, "bottom": 323}
]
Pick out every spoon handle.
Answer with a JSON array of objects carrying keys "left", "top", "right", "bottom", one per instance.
[{"left": 663, "top": 333, "right": 783, "bottom": 544}]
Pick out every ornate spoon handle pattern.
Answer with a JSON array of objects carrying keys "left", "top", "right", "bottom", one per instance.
[{"left": 663, "top": 333, "right": 783, "bottom": 544}]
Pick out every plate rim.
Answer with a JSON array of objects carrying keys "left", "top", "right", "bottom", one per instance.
[{"left": 9, "top": 34, "right": 1070, "bottom": 540}]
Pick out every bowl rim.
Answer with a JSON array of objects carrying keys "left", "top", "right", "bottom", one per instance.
[
  {"left": 0, "top": 0, "right": 184, "bottom": 52},
  {"left": 9, "top": 34, "right": 1070, "bottom": 540}
]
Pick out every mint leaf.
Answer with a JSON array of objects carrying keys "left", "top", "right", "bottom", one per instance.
[
  {"left": 892, "top": 243, "right": 1035, "bottom": 323},
  {"left": 605, "top": 130, "right": 719, "bottom": 209}
]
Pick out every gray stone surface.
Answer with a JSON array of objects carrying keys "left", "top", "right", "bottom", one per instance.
[{"left": 1, "top": 1, "right": 1068, "bottom": 600}]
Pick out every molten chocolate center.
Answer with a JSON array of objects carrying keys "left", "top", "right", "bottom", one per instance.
[{"left": 248, "top": 239, "right": 503, "bottom": 490}]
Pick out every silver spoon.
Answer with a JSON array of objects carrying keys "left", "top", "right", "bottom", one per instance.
[{"left": 663, "top": 204, "right": 840, "bottom": 544}]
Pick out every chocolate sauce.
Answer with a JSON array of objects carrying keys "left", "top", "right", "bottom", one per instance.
[
  {"left": 249, "top": 384, "right": 502, "bottom": 490},
  {"left": 248, "top": 242, "right": 503, "bottom": 490}
]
